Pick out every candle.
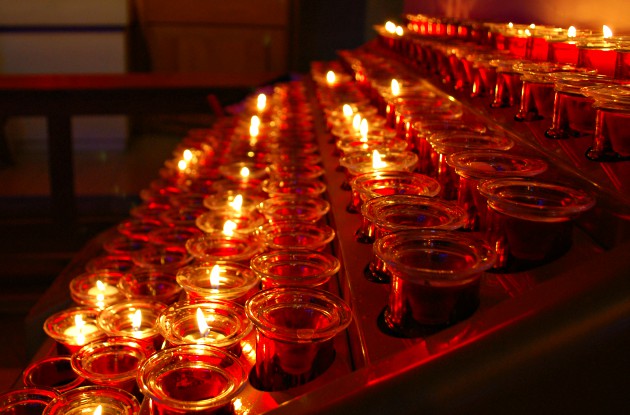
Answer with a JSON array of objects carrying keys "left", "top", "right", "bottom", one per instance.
[
  {"left": 70, "top": 272, "right": 125, "bottom": 309},
  {"left": 375, "top": 230, "right": 496, "bottom": 336},
  {"left": 97, "top": 300, "right": 167, "bottom": 352},
  {"left": 44, "top": 307, "right": 107, "bottom": 354},
  {"left": 176, "top": 262, "right": 260, "bottom": 304},
  {"left": 185, "top": 231, "right": 265, "bottom": 264},
  {"left": 42, "top": 385, "right": 140, "bottom": 415},
  {"left": 258, "top": 195, "right": 331, "bottom": 223},
  {"left": 577, "top": 25, "right": 618, "bottom": 77},
  {"left": 250, "top": 250, "right": 340, "bottom": 289},
  {"left": 245, "top": 287, "right": 352, "bottom": 391},
  {"left": 258, "top": 221, "right": 336, "bottom": 252},
  {"left": 137, "top": 345, "right": 248, "bottom": 414}
]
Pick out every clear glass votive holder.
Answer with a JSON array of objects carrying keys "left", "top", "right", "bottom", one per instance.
[
  {"left": 69, "top": 272, "right": 126, "bottom": 309},
  {"left": 70, "top": 337, "right": 147, "bottom": 394},
  {"left": 42, "top": 385, "right": 140, "bottom": 415},
  {"left": 176, "top": 261, "right": 260, "bottom": 305},
  {"left": 480, "top": 178, "right": 596, "bottom": 271},
  {"left": 211, "top": 178, "right": 265, "bottom": 197},
  {"left": 147, "top": 225, "right": 203, "bottom": 248},
  {"left": 185, "top": 232, "right": 264, "bottom": 264},
  {"left": 582, "top": 84, "right": 630, "bottom": 161},
  {"left": 250, "top": 250, "right": 340, "bottom": 290},
  {"left": 258, "top": 221, "right": 336, "bottom": 252},
  {"left": 117, "top": 269, "right": 182, "bottom": 305},
  {"left": 196, "top": 208, "right": 266, "bottom": 236},
  {"left": 262, "top": 178, "right": 327, "bottom": 198},
  {"left": 22, "top": 356, "right": 85, "bottom": 394},
  {"left": 157, "top": 299, "right": 253, "bottom": 357},
  {"left": 0, "top": 387, "right": 59, "bottom": 415},
  {"left": 97, "top": 300, "right": 167, "bottom": 353},
  {"left": 43, "top": 307, "right": 107, "bottom": 355},
  {"left": 339, "top": 150, "right": 419, "bottom": 190},
  {"left": 349, "top": 170, "right": 441, "bottom": 215},
  {"left": 131, "top": 245, "right": 193, "bottom": 272},
  {"left": 258, "top": 195, "right": 330, "bottom": 223},
  {"left": 202, "top": 191, "right": 263, "bottom": 214},
  {"left": 447, "top": 150, "right": 548, "bottom": 231},
  {"left": 218, "top": 161, "right": 268, "bottom": 182},
  {"left": 245, "top": 287, "right": 352, "bottom": 391},
  {"left": 137, "top": 344, "right": 247, "bottom": 415},
  {"left": 376, "top": 229, "right": 496, "bottom": 336}
]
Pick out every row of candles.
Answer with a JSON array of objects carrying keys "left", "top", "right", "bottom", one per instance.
[
  {"left": 376, "top": 15, "right": 630, "bottom": 162},
  {"left": 1, "top": 83, "right": 353, "bottom": 414}
]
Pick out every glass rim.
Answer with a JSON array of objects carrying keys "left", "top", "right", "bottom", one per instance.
[
  {"left": 258, "top": 221, "right": 336, "bottom": 250},
  {"left": 185, "top": 233, "right": 264, "bottom": 262},
  {"left": 176, "top": 261, "right": 260, "bottom": 300},
  {"left": 250, "top": 249, "right": 340, "bottom": 286},
  {"left": 366, "top": 195, "right": 467, "bottom": 231},
  {"left": 446, "top": 150, "right": 548, "bottom": 179},
  {"left": 70, "top": 337, "right": 147, "bottom": 383},
  {"left": 97, "top": 300, "right": 167, "bottom": 338},
  {"left": 42, "top": 385, "right": 140, "bottom": 415}
]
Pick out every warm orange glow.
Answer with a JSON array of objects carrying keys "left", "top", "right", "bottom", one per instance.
[
  {"left": 131, "top": 309, "right": 142, "bottom": 332},
  {"left": 385, "top": 21, "right": 396, "bottom": 33},
  {"left": 196, "top": 307, "right": 210, "bottom": 337},
  {"left": 529, "top": 23, "right": 536, "bottom": 29},
  {"left": 372, "top": 150, "right": 388, "bottom": 169},
  {"left": 326, "top": 70, "right": 336, "bottom": 85},
  {"left": 228, "top": 194, "right": 243, "bottom": 212},
  {"left": 183, "top": 149, "right": 193, "bottom": 161},
  {"left": 352, "top": 114, "right": 362, "bottom": 131},
  {"left": 256, "top": 94, "right": 266, "bottom": 112},
  {"left": 342, "top": 104, "right": 353, "bottom": 118},
  {"left": 177, "top": 159, "right": 188, "bottom": 172},
  {"left": 93, "top": 405, "right": 103, "bottom": 415},
  {"left": 222, "top": 220, "right": 237, "bottom": 236},
  {"left": 568, "top": 26, "right": 577, "bottom": 38},
  {"left": 603, "top": 25, "right": 613, "bottom": 39},
  {"left": 210, "top": 264, "right": 222, "bottom": 289},
  {"left": 395, "top": 25, "right": 404, "bottom": 36},
  {"left": 391, "top": 79, "right": 401, "bottom": 96},
  {"left": 360, "top": 118, "right": 368, "bottom": 141},
  {"left": 240, "top": 166, "right": 250, "bottom": 178}
]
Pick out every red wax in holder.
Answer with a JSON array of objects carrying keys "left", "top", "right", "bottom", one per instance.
[
  {"left": 375, "top": 229, "right": 496, "bottom": 336},
  {"left": 577, "top": 38, "right": 618, "bottom": 77},
  {"left": 245, "top": 287, "right": 352, "bottom": 391},
  {"left": 137, "top": 344, "right": 248, "bottom": 415}
]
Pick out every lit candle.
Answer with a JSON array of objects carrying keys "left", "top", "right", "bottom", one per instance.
[
  {"left": 326, "top": 70, "right": 336, "bottom": 86},
  {"left": 63, "top": 314, "right": 99, "bottom": 346},
  {"left": 342, "top": 104, "right": 354, "bottom": 119},
  {"left": 391, "top": 78, "right": 401, "bottom": 96},
  {"left": 222, "top": 220, "right": 237, "bottom": 236},
  {"left": 87, "top": 280, "right": 119, "bottom": 297},
  {"left": 240, "top": 166, "right": 250, "bottom": 179},
  {"left": 385, "top": 21, "right": 397, "bottom": 34},
  {"left": 372, "top": 149, "right": 388, "bottom": 169},
  {"left": 227, "top": 194, "right": 243, "bottom": 212},
  {"left": 577, "top": 24, "right": 618, "bottom": 76},
  {"left": 256, "top": 93, "right": 267, "bottom": 112}
]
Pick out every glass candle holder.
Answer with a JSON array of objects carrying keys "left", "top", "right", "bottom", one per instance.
[
  {"left": 70, "top": 337, "right": 147, "bottom": 394},
  {"left": 97, "top": 300, "right": 167, "bottom": 353},
  {"left": 364, "top": 196, "right": 467, "bottom": 283},
  {"left": 545, "top": 72, "right": 616, "bottom": 139},
  {"left": 250, "top": 250, "right": 340, "bottom": 289},
  {"left": 202, "top": 191, "right": 263, "bottom": 214},
  {"left": 22, "top": 356, "right": 85, "bottom": 394},
  {"left": 258, "top": 221, "right": 336, "bottom": 252},
  {"left": 211, "top": 179, "right": 265, "bottom": 197},
  {"left": 582, "top": 84, "right": 630, "bottom": 161},
  {"left": 577, "top": 37, "right": 618, "bottom": 77},
  {"left": 218, "top": 161, "right": 268, "bottom": 182},
  {"left": 185, "top": 232, "right": 264, "bottom": 264},
  {"left": 615, "top": 40, "right": 630, "bottom": 80},
  {"left": 427, "top": 132, "right": 515, "bottom": 200},
  {"left": 102, "top": 235, "right": 148, "bottom": 257},
  {"left": 147, "top": 225, "right": 203, "bottom": 248},
  {"left": 447, "top": 150, "right": 548, "bottom": 231},
  {"left": 0, "top": 387, "right": 59, "bottom": 415},
  {"left": 195, "top": 208, "right": 266, "bottom": 236},
  {"left": 117, "top": 269, "right": 182, "bottom": 305},
  {"left": 258, "top": 195, "right": 330, "bottom": 223},
  {"left": 42, "top": 385, "right": 140, "bottom": 415},
  {"left": 157, "top": 300, "right": 252, "bottom": 355},
  {"left": 117, "top": 218, "right": 163, "bottom": 242},
  {"left": 245, "top": 287, "right": 352, "bottom": 391},
  {"left": 176, "top": 261, "right": 260, "bottom": 304},
  {"left": 262, "top": 178, "right": 327, "bottom": 198},
  {"left": 339, "top": 150, "right": 419, "bottom": 190},
  {"left": 349, "top": 170, "right": 441, "bottom": 214},
  {"left": 490, "top": 58, "right": 525, "bottom": 108},
  {"left": 137, "top": 344, "right": 247, "bottom": 415},
  {"left": 84, "top": 255, "right": 135, "bottom": 274},
  {"left": 480, "top": 178, "right": 596, "bottom": 271},
  {"left": 266, "top": 163, "right": 326, "bottom": 181},
  {"left": 159, "top": 206, "right": 208, "bottom": 228},
  {"left": 131, "top": 245, "right": 193, "bottom": 272},
  {"left": 335, "top": 137, "right": 407, "bottom": 158},
  {"left": 376, "top": 229, "right": 496, "bottom": 336},
  {"left": 69, "top": 272, "right": 126, "bottom": 309},
  {"left": 43, "top": 307, "right": 107, "bottom": 354}
]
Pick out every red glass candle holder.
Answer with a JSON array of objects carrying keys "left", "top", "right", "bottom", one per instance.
[
  {"left": 447, "top": 150, "right": 548, "bottom": 231},
  {"left": 339, "top": 150, "right": 419, "bottom": 190},
  {"left": 376, "top": 229, "right": 496, "bottom": 336},
  {"left": 185, "top": 232, "right": 264, "bottom": 263},
  {"left": 157, "top": 300, "right": 252, "bottom": 355},
  {"left": 71, "top": 337, "right": 147, "bottom": 393},
  {"left": 546, "top": 73, "right": 616, "bottom": 139},
  {"left": 218, "top": 161, "right": 268, "bottom": 182},
  {"left": 547, "top": 35, "right": 580, "bottom": 65},
  {"left": 427, "top": 132, "right": 515, "bottom": 200},
  {"left": 84, "top": 255, "right": 135, "bottom": 274},
  {"left": 102, "top": 235, "right": 148, "bottom": 257},
  {"left": 245, "top": 287, "right": 352, "bottom": 391},
  {"left": 250, "top": 250, "right": 340, "bottom": 289},
  {"left": 480, "top": 178, "right": 595, "bottom": 270},
  {"left": 263, "top": 152, "right": 323, "bottom": 168},
  {"left": 97, "top": 300, "right": 167, "bottom": 352},
  {"left": 582, "top": 84, "right": 630, "bottom": 161},
  {"left": 258, "top": 195, "right": 330, "bottom": 223},
  {"left": 195, "top": 208, "right": 266, "bottom": 236},
  {"left": 147, "top": 225, "right": 203, "bottom": 248},
  {"left": 615, "top": 41, "right": 630, "bottom": 80},
  {"left": 490, "top": 58, "right": 525, "bottom": 108},
  {"left": 42, "top": 385, "right": 140, "bottom": 415},
  {"left": 117, "top": 269, "right": 182, "bottom": 305},
  {"left": 137, "top": 344, "right": 247, "bottom": 415},
  {"left": 202, "top": 191, "right": 262, "bottom": 214},
  {"left": 258, "top": 220, "right": 336, "bottom": 252},
  {"left": 159, "top": 205, "right": 208, "bottom": 228},
  {"left": 69, "top": 271, "right": 125, "bottom": 309},
  {"left": 266, "top": 163, "right": 326, "bottom": 181},
  {"left": 364, "top": 196, "right": 467, "bottom": 283},
  {"left": 22, "top": 356, "right": 85, "bottom": 394},
  {"left": 176, "top": 261, "right": 260, "bottom": 304},
  {"left": 577, "top": 38, "right": 618, "bottom": 77},
  {"left": 43, "top": 307, "right": 107, "bottom": 354},
  {"left": 349, "top": 170, "right": 441, "bottom": 215},
  {"left": 0, "top": 387, "right": 59, "bottom": 415},
  {"left": 117, "top": 218, "right": 163, "bottom": 242},
  {"left": 131, "top": 245, "right": 193, "bottom": 272},
  {"left": 262, "top": 177, "right": 327, "bottom": 198}
]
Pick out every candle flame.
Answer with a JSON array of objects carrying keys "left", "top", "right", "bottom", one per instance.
[
  {"left": 352, "top": 114, "right": 362, "bottom": 131},
  {"left": 183, "top": 149, "right": 193, "bottom": 161},
  {"left": 228, "top": 194, "right": 243, "bottom": 212},
  {"left": 130, "top": 309, "right": 142, "bottom": 332},
  {"left": 391, "top": 79, "right": 400, "bottom": 96},
  {"left": 210, "top": 264, "right": 222, "bottom": 289},
  {"left": 222, "top": 220, "right": 237, "bottom": 236},
  {"left": 196, "top": 307, "right": 210, "bottom": 338},
  {"left": 372, "top": 150, "right": 388, "bottom": 169},
  {"left": 508, "top": 22, "right": 514, "bottom": 29},
  {"left": 74, "top": 314, "right": 86, "bottom": 345},
  {"left": 96, "top": 280, "right": 106, "bottom": 291},
  {"left": 568, "top": 26, "right": 577, "bottom": 38},
  {"left": 529, "top": 23, "right": 536, "bottom": 29},
  {"left": 359, "top": 118, "right": 368, "bottom": 141},
  {"left": 342, "top": 104, "right": 353, "bottom": 118},
  {"left": 395, "top": 25, "right": 404, "bottom": 36},
  {"left": 240, "top": 166, "right": 250, "bottom": 178},
  {"left": 250, "top": 115, "right": 260, "bottom": 128},
  {"left": 94, "top": 405, "right": 103, "bottom": 415},
  {"left": 603, "top": 25, "right": 613, "bottom": 39},
  {"left": 326, "top": 70, "right": 336, "bottom": 85},
  {"left": 177, "top": 159, "right": 188, "bottom": 172},
  {"left": 256, "top": 94, "right": 266, "bottom": 111},
  {"left": 385, "top": 21, "right": 396, "bottom": 33},
  {"left": 524, "top": 29, "right": 531, "bottom": 36}
]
